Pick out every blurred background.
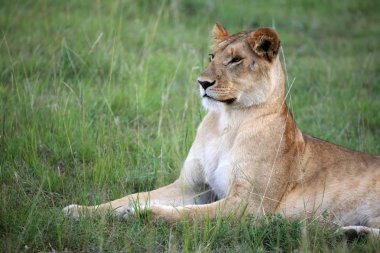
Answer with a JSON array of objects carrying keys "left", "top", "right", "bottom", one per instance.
[{"left": 0, "top": 0, "right": 379, "bottom": 251}]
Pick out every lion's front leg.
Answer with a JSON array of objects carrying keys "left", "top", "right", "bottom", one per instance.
[
  {"left": 63, "top": 179, "right": 201, "bottom": 219},
  {"left": 145, "top": 178, "right": 284, "bottom": 224},
  {"left": 147, "top": 196, "right": 248, "bottom": 225}
]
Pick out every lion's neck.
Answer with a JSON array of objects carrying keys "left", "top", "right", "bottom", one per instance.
[{"left": 218, "top": 98, "right": 289, "bottom": 131}]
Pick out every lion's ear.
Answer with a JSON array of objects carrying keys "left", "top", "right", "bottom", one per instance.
[
  {"left": 247, "top": 28, "right": 280, "bottom": 62},
  {"left": 212, "top": 22, "right": 229, "bottom": 41}
]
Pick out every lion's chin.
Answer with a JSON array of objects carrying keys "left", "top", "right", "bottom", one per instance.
[
  {"left": 201, "top": 94, "right": 238, "bottom": 110},
  {"left": 201, "top": 96, "right": 224, "bottom": 111},
  {"left": 203, "top": 94, "right": 236, "bottom": 104}
]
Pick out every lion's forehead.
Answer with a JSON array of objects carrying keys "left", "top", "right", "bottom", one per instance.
[{"left": 213, "top": 31, "right": 251, "bottom": 52}]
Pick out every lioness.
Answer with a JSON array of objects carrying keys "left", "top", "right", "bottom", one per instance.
[{"left": 64, "top": 23, "right": 380, "bottom": 234}]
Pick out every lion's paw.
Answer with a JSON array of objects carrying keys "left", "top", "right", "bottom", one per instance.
[
  {"left": 114, "top": 205, "right": 137, "bottom": 220},
  {"left": 341, "top": 226, "right": 380, "bottom": 239},
  {"left": 62, "top": 204, "right": 81, "bottom": 219}
]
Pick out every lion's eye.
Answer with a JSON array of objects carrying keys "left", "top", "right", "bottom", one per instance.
[
  {"left": 208, "top": 53, "right": 215, "bottom": 62},
  {"left": 228, "top": 56, "right": 243, "bottom": 64}
]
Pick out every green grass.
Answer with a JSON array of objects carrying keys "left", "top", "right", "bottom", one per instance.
[{"left": 1, "top": 0, "right": 379, "bottom": 252}]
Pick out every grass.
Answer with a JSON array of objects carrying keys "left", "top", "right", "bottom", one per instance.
[{"left": 1, "top": 0, "right": 379, "bottom": 251}]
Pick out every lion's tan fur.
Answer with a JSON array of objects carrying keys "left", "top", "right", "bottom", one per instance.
[{"left": 64, "top": 24, "right": 380, "bottom": 229}]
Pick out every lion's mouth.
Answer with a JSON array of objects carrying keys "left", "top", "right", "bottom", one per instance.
[{"left": 203, "top": 94, "right": 236, "bottom": 104}]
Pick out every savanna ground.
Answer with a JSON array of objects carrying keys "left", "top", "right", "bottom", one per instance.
[{"left": 1, "top": 0, "right": 380, "bottom": 252}]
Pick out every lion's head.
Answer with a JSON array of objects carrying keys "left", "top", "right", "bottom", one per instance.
[{"left": 198, "top": 23, "right": 284, "bottom": 110}]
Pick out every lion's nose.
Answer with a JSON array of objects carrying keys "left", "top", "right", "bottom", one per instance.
[{"left": 197, "top": 79, "right": 215, "bottom": 90}]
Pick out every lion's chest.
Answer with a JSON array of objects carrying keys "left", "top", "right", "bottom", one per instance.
[{"left": 200, "top": 131, "right": 235, "bottom": 199}]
